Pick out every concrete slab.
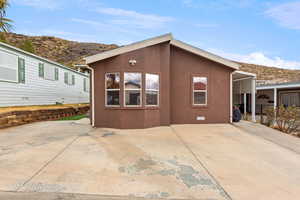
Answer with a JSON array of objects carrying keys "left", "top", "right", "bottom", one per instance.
[
  {"left": 234, "top": 120, "right": 300, "bottom": 154},
  {"left": 172, "top": 124, "right": 300, "bottom": 200},
  {"left": 18, "top": 127, "right": 228, "bottom": 200}
]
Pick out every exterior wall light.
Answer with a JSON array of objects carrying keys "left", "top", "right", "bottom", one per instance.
[{"left": 129, "top": 59, "right": 137, "bottom": 66}]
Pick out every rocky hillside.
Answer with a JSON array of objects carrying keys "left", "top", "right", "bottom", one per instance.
[
  {"left": 1, "top": 32, "right": 118, "bottom": 68},
  {"left": 1, "top": 32, "right": 299, "bottom": 84},
  {"left": 238, "top": 62, "right": 300, "bottom": 85}
]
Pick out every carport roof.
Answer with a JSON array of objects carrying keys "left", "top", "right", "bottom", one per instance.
[{"left": 84, "top": 33, "right": 240, "bottom": 70}]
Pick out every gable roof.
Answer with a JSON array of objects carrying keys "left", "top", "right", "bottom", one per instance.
[{"left": 85, "top": 33, "right": 240, "bottom": 70}]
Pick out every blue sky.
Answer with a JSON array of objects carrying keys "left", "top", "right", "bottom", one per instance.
[{"left": 7, "top": 0, "right": 300, "bottom": 69}]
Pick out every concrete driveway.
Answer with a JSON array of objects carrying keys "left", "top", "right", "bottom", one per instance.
[{"left": 0, "top": 120, "right": 299, "bottom": 200}]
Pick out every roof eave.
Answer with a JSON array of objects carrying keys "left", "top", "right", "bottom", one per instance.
[
  {"left": 170, "top": 39, "right": 240, "bottom": 70},
  {"left": 85, "top": 33, "right": 173, "bottom": 65}
]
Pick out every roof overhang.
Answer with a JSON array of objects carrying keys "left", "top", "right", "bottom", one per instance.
[
  {"left": 232, "top": 70, "right": 256, "bottom": 81},
  {"left": 257, "top": 82, "right": 300, "bottom": 90},
  {"left": 84, "top": 33, "right": 240, "bottom": 70},
  {"left": 85, "top": 33, "right": 173, "bottom": 65},
  {"left": 170, "top": 39, "right": 240, "bottom": 70}
]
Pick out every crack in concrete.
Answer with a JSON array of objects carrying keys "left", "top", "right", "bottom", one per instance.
[
  {"left": 170, "top": 126, "right": 233, "bottom": 200},
  {"left": 15, "top": 131, "right": 91, "bottom": 192}
]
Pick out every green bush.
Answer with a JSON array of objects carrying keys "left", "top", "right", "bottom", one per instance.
[{"left": 19, "top": 40, "right": 35, "bottom": 53}]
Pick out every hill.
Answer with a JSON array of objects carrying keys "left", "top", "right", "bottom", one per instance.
[
  {"left": 1, "top": 32, "right": 118, "bottom": 68},
  {"left": 1, "top": 32, "right": 300, "bottom": 84}
]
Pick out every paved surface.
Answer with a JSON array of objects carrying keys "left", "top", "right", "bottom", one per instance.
[
  {"left": 0, "top": 120, "right": 299, "bottom": 200},
  {"left": 234, "top": 120, "right": 300, "bottom": 154}
]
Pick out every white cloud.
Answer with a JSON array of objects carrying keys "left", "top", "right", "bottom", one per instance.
[
  {"left": 265, "top": 1, "right": 300, "bottom": 30},
  {"left": 209, "top": 49, "right": 300, "bottom": 69},
  {"left": 183, "top": 0, "right": 254, "bottom": 9},
  {"left": 95, "top": 7, "right": 174, "bottom": 29},
  {"left": 12, "top": 0, "right": 62, "bottom": 9}
]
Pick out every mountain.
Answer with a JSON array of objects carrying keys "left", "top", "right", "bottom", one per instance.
[
  {"left": 1, "top": 32, "right": 300, "bottom": 84},
  {"left": 238, "top": 62, "right": 300, "bottom": 85},
  {"left": 1, "top": 32, "right": 118, "bottom": 68}
]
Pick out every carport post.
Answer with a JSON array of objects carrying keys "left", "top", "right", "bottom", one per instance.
[
  {"left": 243, "top": 93, "right": 247, "bottom": 115},
  {"left": 251, "top": 78, "right": 256, "bottom": 122},
  {"left": 274, "top": 88, "right": 277, "bottom": 110}
]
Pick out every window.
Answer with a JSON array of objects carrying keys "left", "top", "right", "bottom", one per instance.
[
  {"left": 0, "top": 51, "right": 18, "bottom": 82},
  {"left": 55, "top": 68, "right": 59, "bottom": 80},
  {"left": 145, "top": 74, "right": 159, "bottom": 106},
  {"left": 18, "top": 58, "right": 25, "bottom": 84},
  {"left": 105, "top": 73, "right": 120, "bottom": 106},
  {"left": 124, "top": 73, "right": 142, "bottom": 106},
  {"left": 38, "top": 63, "right": 44, "bottom": 78},
  {"left": 193, "top": 77, "right": 207, "bottom": 105}
]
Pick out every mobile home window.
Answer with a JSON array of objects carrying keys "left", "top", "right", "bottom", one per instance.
[
  {"left": 18, "top": 58, "right": 25, "bottom": 84},
  {"left": 193, "top": 77, "right": 207, "bottom": 105},
  {"left": 105, "top": 73, "right": 120, "bottom": 106},
  {"left": 0, "top": 51, "right": 18, "bottom": 83},
  {"left": 124, "top": 72, "right": 142, "bottom": 107},
  {"left": 145, "top": 74, "right": 159, "bottom": 106},
  {"left": 38, "top": 63, "right": 44, "bottom": 78},
  {"left": 83, "top": 78, "right": 87, "bottom": 92},
  {"left": 72, "top": 74, "right": 75, "bottom": 85}
]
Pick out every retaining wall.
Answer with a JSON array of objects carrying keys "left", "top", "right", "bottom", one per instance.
[{"left": 0, "top": 105, "right": 89, "bottom": 129}]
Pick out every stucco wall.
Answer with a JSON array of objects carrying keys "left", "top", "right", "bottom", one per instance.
[
  {"left": 91, "top": 42, "right": 233, "bottom": 128},
  {"left": 170, "top": 46, "right": 233, "bottom": 124}
]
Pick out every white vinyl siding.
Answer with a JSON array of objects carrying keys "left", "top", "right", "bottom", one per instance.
[
  {"left": 44, "top": 63, "right": 55, "bottom": 81},
  {"left": 0, "top": 44, "right": 90, "bottom": 107},
  {"left": 0, "top": 50, "right": 18, "bottom": 82}
]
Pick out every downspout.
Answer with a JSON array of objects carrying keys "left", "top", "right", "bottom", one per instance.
[
  {"left": 230, "top": 72, "right": 233, "bottom": 123},
  {"left": 86, "top": 65, "right": 95, "bottom": 127}
]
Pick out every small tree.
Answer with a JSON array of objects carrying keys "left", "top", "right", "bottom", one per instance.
[
  {"left": 19, "top": 40, "right": 35, "bottom": 53},
  {"left": 0, "top": 31, "right": 6, "bottom": 42},
  {"left": 265, "top": 105, "right": 300, "bottom": 134}
]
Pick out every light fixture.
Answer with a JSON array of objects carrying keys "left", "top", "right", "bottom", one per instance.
[{"left": 129, "top": 59, "right": 137, "bottom": 66}]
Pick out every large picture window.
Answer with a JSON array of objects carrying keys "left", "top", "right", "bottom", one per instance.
[
  {"left": 124, "top": 72, "right": 142, "bottom": 106},
  {"left": 146, "top": 73, "right": 159, "bottom": 106},
  {"left": 105, "top": 73, "right": 120, "bottom": 106},
  {"left": 193, "top": 77, "right": 207, "bottom": 105}
]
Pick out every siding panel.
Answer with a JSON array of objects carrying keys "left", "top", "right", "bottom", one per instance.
[{"left": 0, "top": 45, "right": 90, "bottom": 107}]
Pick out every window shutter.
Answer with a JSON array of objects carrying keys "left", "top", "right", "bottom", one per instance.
[
  {"left": 55, "top": 68, "right": 59, "bottom": 80},
  {"left": 39, "top": 63, "right": 44, "bottom": 78},
  {"left": 83, "top": 78, "right": 86, "bottom": 91},
  {"left": 18, "top": 58, "right": 25, "bottom": 83},
  {"left": 72, "top": 74, "right": 75, "bottom": 85},
  {"left": 64, "top": 72, "right": 68, "bottom": 84}
]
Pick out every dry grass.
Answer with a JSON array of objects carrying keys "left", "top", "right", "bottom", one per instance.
[{"left": 0, "top": 103, "right": 89, "bottom": 114}]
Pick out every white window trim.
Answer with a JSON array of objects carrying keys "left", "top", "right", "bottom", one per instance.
[
  {"left": 192, "top": 77, "right": 208, "bottom": 106},
  {"left": 124, "top": 72, "right": 142, "bottom": 107},
  {"left": 145, "top": 74, "right": 159, "bottom": 107},
  {"left": 105, "top": 72, "right": 120, "bottom": 107}
]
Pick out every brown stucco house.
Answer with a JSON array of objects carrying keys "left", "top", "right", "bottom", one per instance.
[{"left": 85, "top": 33, "right": 255, "bottom": 129}]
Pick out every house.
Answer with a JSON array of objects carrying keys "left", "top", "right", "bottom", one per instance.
[
  {"left": 256, "top": 81, "right": 300, "bottom": 112},
  {"left": 0, "top": 41, "right": 90, "bottom": 107},
  {"left": 85, "top": 33, "right": 256, "bottom": 129}
]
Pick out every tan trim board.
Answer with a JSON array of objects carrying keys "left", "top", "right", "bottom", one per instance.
[
  {"left": 170, "top": 39, "right": 240, "bottom": 70},
  {"left": 85, "top": 33, "right": 173, "bottom": 64}
]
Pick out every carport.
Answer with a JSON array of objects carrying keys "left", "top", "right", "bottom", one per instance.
[{"left": 232, "top": 71, "right": 256, "bottom": 122}]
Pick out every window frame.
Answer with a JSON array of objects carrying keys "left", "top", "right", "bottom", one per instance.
[
  {"left": 124, "top": 72, "right": 142, "bottom": 107},
  {"left": 145, "top": 73, "right": 159, "bottom": 107},
  {"left": 55, "top": 68, "right": 59, "bottom": 81},
  {"left": 105, "top": 72, "right": 121, "bottom": 107},
  {"left": 192, "top": 76, "right": 208, "bottom": 106}
]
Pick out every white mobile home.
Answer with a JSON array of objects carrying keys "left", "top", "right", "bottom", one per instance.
[{"left": 0, "top": 42, "right": 89, "bottom": 107}]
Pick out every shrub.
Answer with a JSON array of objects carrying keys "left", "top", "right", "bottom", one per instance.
[
  {"left": 19, "top": 40, "right": 35, "bottom": 53},
  {"left": 265, "top": 105, "right": 300, "bottom": 134}
]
